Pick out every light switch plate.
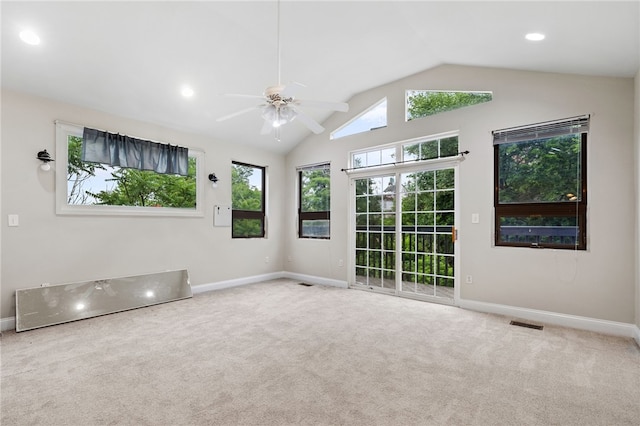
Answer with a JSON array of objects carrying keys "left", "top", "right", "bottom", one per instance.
[
  {"left": 471, "top": 213, "right": 480, "bottom": 224},
  {"left": 8, "top": 214, "right": 19, "bottom": 227}
]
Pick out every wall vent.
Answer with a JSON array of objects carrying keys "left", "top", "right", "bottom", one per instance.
[{"left": 510, "top": 320, "right": 543, "bottom": 330}]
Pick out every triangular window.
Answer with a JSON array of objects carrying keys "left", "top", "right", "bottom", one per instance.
[
  {"left": 331, "top": 98, "right": 387, "bottom": 140},
  {"left": 406, "top": 90, "right": 492, "bottom": 121}
]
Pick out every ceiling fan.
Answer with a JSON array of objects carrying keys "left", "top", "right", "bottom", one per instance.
[{"left": 216, "top": 1, "right": 349, "bottom": 140}]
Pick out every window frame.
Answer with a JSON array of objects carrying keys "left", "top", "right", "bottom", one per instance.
[
  {"left": 493, "top": 131, "right": 587, "bottom": 250},
  {"left": 298, "top": 163, "right": 331, "bottom": 239},
  {"left": 231, "top": 161, "right": 266, "bottom": 239},
  {"left": 349, "top": 132, "right": 460, "bottom": 171},
  {"left": 55, "top": 121, "right": 204, "bottom": 217}
]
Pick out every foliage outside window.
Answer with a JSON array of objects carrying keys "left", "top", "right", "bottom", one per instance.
[
  {"left": 493, "top": 117, "right": 588, "bottom": 250},
  {"left": 406, "top": 90, "right": 492, "bottom": 121},
  {"left": 55, "top": 121, "right": 203, "bottom": 217},
  {"left": 298, "top": 164, "right": 330, "bottom": 239},
  {"left": 232, "top": 162, "right": 266, "bottom": 238}
]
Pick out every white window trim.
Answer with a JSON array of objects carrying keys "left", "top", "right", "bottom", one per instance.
[{"left": 55, "top": 121, "right": 205, "bottom": 217}]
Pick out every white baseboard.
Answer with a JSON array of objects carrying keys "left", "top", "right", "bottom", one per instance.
[
  {"left": 191, "top": 272, "right": 285, "bottom": 294},
  {"left": 1, "top": 317, "right": 16, "bottom": 333},
  {"left": 280, "top": 271, "right": 348, "bottom": 289},
  {"left": 459, "top": 298, "right": 638, "bottom": 339},
  {"left": 192, "top": 270, "right": 348, "bottom": 291}
]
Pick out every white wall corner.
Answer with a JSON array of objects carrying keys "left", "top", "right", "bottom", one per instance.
[
  {"left": 635, "top": 68, "right": 640, "bottom": 342},
  {"left": 458, "top": 298, "right": 638, "bottom": 339},
  {"left": 633, "top": 325, "right": 640, "bottom": 348}
]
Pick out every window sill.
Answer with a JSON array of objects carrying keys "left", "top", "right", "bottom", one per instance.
[{"left": 56, "top": 204, "right": 204, "bottom": 218}]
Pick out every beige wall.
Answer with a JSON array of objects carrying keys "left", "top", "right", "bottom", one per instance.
[
  {"left": 2, "top": 64, "right": 637, "bottom": 326},
  {"left": 285, "top": 65, "right": 636, "bottom": 323},
  {"left": 636, "top": 68, "right": 640, "bottom": 330},
  {"left": 1, "top": 89, "right": 286, "bottom": 319}
]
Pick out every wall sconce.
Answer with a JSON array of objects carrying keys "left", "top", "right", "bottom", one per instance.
[
  {"left": 37, "top": 149, "right": 54, "bottom": 171},
  {"left": 208, "top": 173, "right": 219, "bottom": 188}
]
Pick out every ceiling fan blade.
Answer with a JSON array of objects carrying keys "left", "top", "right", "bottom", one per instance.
[
  {"left": 260, "top": 118, "right": 274, "bottom": 135},
  {"left": 295, "top": 99, "right": 349, "bottom": 112},
  {"left": 216, "top": 106, "right": 262, "bottom": 122},
  {"left": 292, "top": 109, "right": 325, "bottom": 134},
  {"left": 280, "top": 82, "right": 306, "bottom": 98}
]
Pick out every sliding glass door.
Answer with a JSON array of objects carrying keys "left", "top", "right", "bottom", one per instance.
[{"left": 352, "top": 165, "right": 457, "bottom": 304}]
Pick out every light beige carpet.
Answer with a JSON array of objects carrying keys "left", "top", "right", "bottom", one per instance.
[{"left": 1, "top": 279, "right": 639, "bottom": 425}]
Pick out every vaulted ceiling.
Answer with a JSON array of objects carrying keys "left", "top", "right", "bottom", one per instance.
[{"left": 2, "top": 1, "right": 639, "bottom": 154}]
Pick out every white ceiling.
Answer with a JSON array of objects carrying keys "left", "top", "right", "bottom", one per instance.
[{"left": 2, "top": 1, "right": 639, "bottom": 154}]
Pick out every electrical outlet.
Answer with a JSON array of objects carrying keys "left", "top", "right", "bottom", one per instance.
[
  {"left": 338, "top": 259, "right": 344, "bottom": 267},
  {"left": 265, "top": 256, "right": 270, "bottom": 264},
  {"left": 465, "top": 275, "right": 473, "bottom": 284},
  {"left": 287, "top": 255, "right": 292, "bottom": 262}
]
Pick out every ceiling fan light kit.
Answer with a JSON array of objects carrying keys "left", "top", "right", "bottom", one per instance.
[{"left": 216, "top": 1, "right": 348, "bottom": 140}]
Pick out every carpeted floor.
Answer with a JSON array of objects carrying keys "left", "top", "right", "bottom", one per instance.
[{"left": 1, "top": 279, "right": 639, "bottom": 425}]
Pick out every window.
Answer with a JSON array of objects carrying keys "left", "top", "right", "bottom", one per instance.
[
  {"left": 350, "top": 134, "right": 459, "bottom": 170},
  {"left": 298, "top": 163, "right": 330, "bottom": 239},
  {"left": 493, "top": 116, "right": 589, "bottom": 250},
  {"left": 406, "top": 90, "right": 492, "bottom": 121},
  {"left": 55, "top": 121, "right": 204, "bottom": 217},
  {"left": 402, "top": 136, "right": 459, "bottom": 161},
  {"left": 352, "top": 146, "right": 396, "bottom": 169},
  {"left": 331, "top": 98, "right": 387, "bottom": 140},
  {"left": 232, "top": 161, "right": 266, "bottom": 238}
]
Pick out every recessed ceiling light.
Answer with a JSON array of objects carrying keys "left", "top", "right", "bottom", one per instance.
[
  {"left": 525, "top": 32, "right": 545, "bottom": 41},
  {"left": 181, "top": 86, "right": 194, "bottom": 98},
  {"left": 19, "top": 30, "right": 41, "bottom": 45}
]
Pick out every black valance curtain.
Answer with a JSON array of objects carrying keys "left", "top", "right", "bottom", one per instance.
[{"left": 81, "top": 127, "right": 189, "bottom": 176}]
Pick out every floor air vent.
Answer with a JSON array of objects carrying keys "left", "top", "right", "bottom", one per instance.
[
  {"left": 298, "top": 283, "right": 313, "bottom": 287},
  {"left": 510, "top": 320, "right": 543, "bottom": 330}
]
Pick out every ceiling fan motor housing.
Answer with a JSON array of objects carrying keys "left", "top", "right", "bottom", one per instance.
[{"left": 265, "top": 85, "right": 293, "bottom": 107}]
